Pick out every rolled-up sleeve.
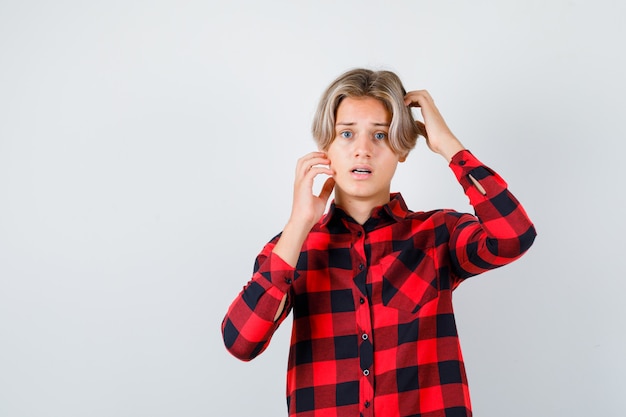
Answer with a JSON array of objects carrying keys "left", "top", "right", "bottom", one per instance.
[
  {"left": 221, "top": 239, "right": 297, "bottom": 361},
  {"left": 447, "top": 150, "right": 537, "bottom": 280}
]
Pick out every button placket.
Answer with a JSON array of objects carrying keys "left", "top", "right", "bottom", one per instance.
[{"left": 351, "top": 223, "right": 373, "bottom": 415}]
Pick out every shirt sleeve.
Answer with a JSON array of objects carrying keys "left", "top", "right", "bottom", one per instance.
[
  {"left": 221, "top": 236, "right": 297, "bottom": 361},
  {"left": 446, "top": 149, "right": 537, "bottom": 282}
]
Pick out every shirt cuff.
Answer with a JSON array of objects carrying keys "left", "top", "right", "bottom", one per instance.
[
  {"left": 257, "top": 250, "right": 298, "bottom": 293},
  {"left": 448, "top": 149, "right": 508, "bottom": 201}
]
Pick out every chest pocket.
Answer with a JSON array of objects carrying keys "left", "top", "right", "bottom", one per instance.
[{"left": 370, "top": 246, "right": 439, "bottom": 314}]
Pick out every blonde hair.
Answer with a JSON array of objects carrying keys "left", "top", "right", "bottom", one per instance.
[{"left": 311, "top": 68, "right": 425, "bottom": 158}]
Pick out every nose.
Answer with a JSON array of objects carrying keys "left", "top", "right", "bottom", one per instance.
[{"left": 353, "top": 134, "right": 373, "bottom": 158}]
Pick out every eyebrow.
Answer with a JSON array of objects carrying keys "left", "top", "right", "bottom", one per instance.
[{"left": 336, "top": 121, "right": 390, "bottom": 127}]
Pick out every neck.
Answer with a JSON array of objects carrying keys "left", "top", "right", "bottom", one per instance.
[{"left": 334, "top": 191, "right": 390, "bottom": 225}]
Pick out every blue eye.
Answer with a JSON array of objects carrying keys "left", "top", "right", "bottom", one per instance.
[
  {"left": 340, "top": 131, "right": 353, "bottom": 139},
  {"left": 374, "top": 132, "right": 387, "bottom": 140}
]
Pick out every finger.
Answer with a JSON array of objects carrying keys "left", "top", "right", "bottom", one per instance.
[
  {"left": 318, "top": 177, "right": 335, "bottom": 201},
  {"left": 305, "top": 166, "right": 333, "bottom": 179},
  {"left": 404, "top": 90, "right": 424, "bottom": 106},
  {"left": 298, "top": 156, "right": 331, "bottom": 177},
  {"left": 294, "top": 167, "right": 333, "bottom": 194},
  {"left": 296, "top": 152, "right": 326, "bottom": 168},
  {"left": 404, "top": 90, "right": 432, "bottom": 107}
]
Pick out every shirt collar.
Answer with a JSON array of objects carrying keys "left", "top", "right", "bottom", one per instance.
[{"left": 320, "top": 192, "right": 410, "bottom": 229}]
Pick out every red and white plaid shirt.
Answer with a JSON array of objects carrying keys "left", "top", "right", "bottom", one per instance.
[{"left": 222, "top": 150, "right": 536, "bottom": 417}]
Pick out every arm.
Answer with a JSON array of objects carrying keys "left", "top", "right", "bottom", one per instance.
[
  {"left": 221, "top": 152, "right": 335, "bottom": 361},
  {"left": 270, "top": 152, "right": 334, "bottom": 319},
  {"left": 446, "top": 150, "right": 536, "bottom": 280},
  {"left": 404, "top": 90, "right": 536, "bottom": 279},
  {"left": 221, "top": 240, "right": 296, "bottom": 361}
]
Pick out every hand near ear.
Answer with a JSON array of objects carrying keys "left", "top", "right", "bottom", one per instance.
[
  {"left": 404, "top": 90, "right": 465, "bottom": 162},
  {"left": 289, "top": 152, "right": 335, "bottom": 230},
  {"left": 272, "top": 152, "right": 334, "bottom": 268}
]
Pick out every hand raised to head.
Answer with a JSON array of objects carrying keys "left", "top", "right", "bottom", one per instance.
[{"left": 404, "top": 90, "right": 465, "bottom": 162}]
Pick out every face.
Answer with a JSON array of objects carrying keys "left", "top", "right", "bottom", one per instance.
[{"left": 326, "top": 96, "right": 404, "bottom": 208}]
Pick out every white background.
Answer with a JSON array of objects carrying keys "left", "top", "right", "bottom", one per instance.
[{"left": 1, "top": 1, "right": 624, "bottom": 416}]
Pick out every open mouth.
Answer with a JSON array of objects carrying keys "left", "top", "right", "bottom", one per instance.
[{"left": 352, "top": 168, "right": 372, "bottom": 174}]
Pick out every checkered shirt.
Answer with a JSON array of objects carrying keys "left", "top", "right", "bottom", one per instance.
[{"left": 222, "top": 150, "right": 536, "bottom": 417}]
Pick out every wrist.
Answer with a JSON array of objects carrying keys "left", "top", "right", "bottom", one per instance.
[
  {"left": 437, "top": 137, "right": 465, "bottom": 162},
  {"left": 273, "top": 221, "right": 311, "bottom": 268},
  {"left": 285, "top": 215, "right": 317, "bottom": 235}
]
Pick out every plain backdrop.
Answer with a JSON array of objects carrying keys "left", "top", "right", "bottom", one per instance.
[{"left": 1, "top": 1, "right": 624, "bottom": 416}]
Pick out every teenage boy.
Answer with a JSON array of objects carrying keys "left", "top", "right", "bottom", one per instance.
[{"left": 222, "top": 68, "right": 536, "bottom": 417}]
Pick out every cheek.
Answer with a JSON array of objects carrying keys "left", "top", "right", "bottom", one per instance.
[
  {"left": 328, "top": 158, "right": 337, "bottom": 174},
  {"left": 325, "top": 147, "right": 338, "bottom": 165}
]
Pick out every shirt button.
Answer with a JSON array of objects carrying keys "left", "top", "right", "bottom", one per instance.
[
  {"left": 357, "top": 231, "right": 363, "bottom": 237},
  {"left": 459, "top": 160, "right": 466, "bottom": 166},
  {"left": 362, "top": 333, "right": 368, "bottom": 340},
  {"left": 363, "top": 369, "right": 370, "bottom": 376},
  {"left": 285, "top": 278, "right": 292, "bottom": 284},
  {"left": 364, "top": 401, "right": 371, "bottom": 408},
  {"left": 359, "top": 263, "right": 364, "bottom": 270},
  {"left": 359, "top": 298, "right": 365, "bottom": 304}
]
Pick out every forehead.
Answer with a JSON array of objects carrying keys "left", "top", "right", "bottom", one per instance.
[{"left": 335, "top": 96, "right": 391, "bottom": 123}]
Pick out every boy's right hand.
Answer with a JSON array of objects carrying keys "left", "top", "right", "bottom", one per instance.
[
  {"left": 272, "top": 152, "right": 335, "bottom": 269},
  {"left": 289, "top": 152, "right": 335, "bottom": 230}
]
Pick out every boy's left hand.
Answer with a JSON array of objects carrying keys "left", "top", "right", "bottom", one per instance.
[{"left": 404, "top": 90, "right": 465, "bottom": 162}]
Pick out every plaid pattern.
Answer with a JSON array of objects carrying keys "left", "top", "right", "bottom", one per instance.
[{"left": 222, "top": 150, "right": 536, "bottom": 417}]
